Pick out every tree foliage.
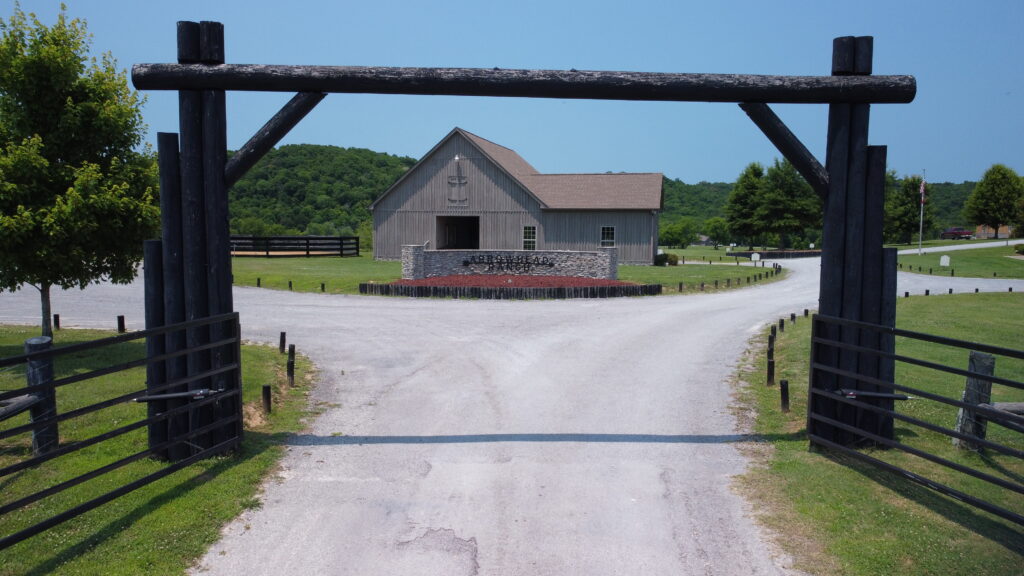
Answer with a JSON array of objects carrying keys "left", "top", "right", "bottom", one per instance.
[
  {"left": 884, "top": 172, "right": 935, "bottom": 244},
  {"left": 0, "top": 6, "right": 158, "bottom": 336},
  {"left": 229, "top": 144, "right": 415, "bottom": 238},
  {"left": 965, "top": 164, "right": 1023, "bottom": 238},
  {"left": 702, "top": 216, "right": 730, "bottom": 248},
  {"left": 725, "top": 162, "right": 765, "bottom": 249},
  {"left": 754, "top": 159, "right": 821, "bottom": 248},
  {"left": 658, "top": 217, "right": 700, "bottom": 248}
]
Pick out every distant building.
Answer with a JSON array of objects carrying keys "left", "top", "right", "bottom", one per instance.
[
  {"left": 370, "top": 128, "right": 662, "bottom": 264},
  {"left": 974, "top": 224, "right": 1015, "bottom": 239}
]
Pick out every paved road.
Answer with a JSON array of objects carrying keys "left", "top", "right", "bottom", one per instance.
[
  {"left": 897, "top": 238, "right": 1024, "bottom": 255},
  {"left": 1, "top": 260, "right": 1021, "bottom": 575}
]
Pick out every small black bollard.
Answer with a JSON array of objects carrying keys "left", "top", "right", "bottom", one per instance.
[
  {"left": 767, "top": 358, "right": 776, "bottom": 386},
  {"left": 780, "top": 379, "right": 790, "bottom": 412},
  {"left": 678, "top": 282, "right": 683, "bottom": 292},
  {"left": 950, "top": 269, "right": 954, "bottom": 277},
  {"left": 770, "top": 325, "right": 777, "bottom": 338},
  {"left": 949, "top": 288, "right": 953, "bottom": 294},
  {"left": 790, "top": 312, "right": 796, "bottom": 323},
  {"left": 726, "top": 278, "right": 731, "bottom": 288},
  {"left": 279, "top": 331, "right": 286, "bottom": 354},
  {"left": 1010, "top": 287, "right": 1014, "bottom": 293},
  {"left": 929, "top": 268, "right": 932, "bottom": 274},
  {"left": 262, "top": 384, "right": 272, "bottom": 413},
  {"left": 52, "top": 314, "right": 60, "bottom": 330},
  {"left": 714, "top": 280, "right": 719, "bottom": 289},
  {"left": 925, "top": 290, "right": 930, "bottom": 296},
  {"left": 803, "top": 309, "right": 809, "bottom": 317},
  {"left": 117, "top": 315, "right": 126, "bottom": 333},
  {"left": 288, "top": 280, "right": 293, "bottom": 290},
  {"left": 321, "top": 282, "right": 326, "bottom": 292},
  {"left": 287, "top": 344, "right": 296, "bottom": 387},
  {"left": 778, "top": 318, "right": 785, "bottom": 333},
  {"left": 700, "top": 282, "right": 705, "bottom": 291},
  {"left": 904, "top": 291, "right": 909, "bottom": 298},
  {"left": 975, "top": 288, "right": 979, "bottom": 293},
  {"left": 257, "top": 277, "right": 261, "bottom": 287}
]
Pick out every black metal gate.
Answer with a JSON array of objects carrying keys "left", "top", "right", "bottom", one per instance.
[{"left": 0, "top": 313, "right": 242, "bottom": 550}]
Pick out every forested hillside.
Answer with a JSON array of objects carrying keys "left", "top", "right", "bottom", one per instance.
[
  {"left": 926, "top": 181, "right": 974, "bottom": 230},
  {"left": 228, "top": 144, "right": 416, "bottom": 238},
  {"left": 660, "top": 178, "right": 731, "bottom": 222}
]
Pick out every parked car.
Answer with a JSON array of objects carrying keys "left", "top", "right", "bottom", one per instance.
[{"left": 939, "top": 227, "right": 974, "bottom": 240}]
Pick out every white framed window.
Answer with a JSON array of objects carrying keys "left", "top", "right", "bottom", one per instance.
[
  {"left": 600, "top": 226, "right": 615, "bottom": 247},
  {"left": 523, "top": 225, "right": 537, "bottom": 250}
]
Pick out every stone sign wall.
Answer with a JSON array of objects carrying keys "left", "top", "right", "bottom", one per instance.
[{"left": 401, "top": 245, "right": 618, "bottom": 280}]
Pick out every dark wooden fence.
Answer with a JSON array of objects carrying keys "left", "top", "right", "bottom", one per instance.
[
  {"left": 359, "top": 283, "right": 662, "bottom": 299},
  {"left": 230, "top": 235, "right": 359, "bottom": 257},
  {"left": 808, "top": 314, "right": 1024, "bottom": 526},
  {"left": 728, "top": 250, "right": 822, "bottom": 259},
  {"left": 0, "top": 313, "right": 243, "bottom": 551}
]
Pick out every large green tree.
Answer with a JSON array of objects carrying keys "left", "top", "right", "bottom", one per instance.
[
  {"left": 702, "top": 216, "right": 730, "bottom": 249},
  {"left": 964, "top": 164, "right": 1023, "bottom": 239},
  {"left": 884, "top": 173, "right": 935, "bottom": 244},
  {"left": 725, "top": 162, "right": 765, "bottom": 249},
  {"left": 754, "top": 159, "right": 821, "bottom": 249},
  {"left": 658, "top": 217, "right": 700, "bottom": 248},
  {"left": 0, "top": 6, "right": 158, "bottom": 336}
]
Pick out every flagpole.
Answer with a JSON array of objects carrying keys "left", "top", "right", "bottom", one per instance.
[{"left": 917, "top": 169, "right": 926, "bottom": 256}]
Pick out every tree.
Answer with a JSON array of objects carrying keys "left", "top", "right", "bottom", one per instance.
[
  {"left": 702, "top": 216, "right": 730, "bottom": 248},
  {"left": 754, "top": 159, "right": 821, "bottom": 249},
  {"left": 725, "top": 162, "right": 764, "bottom": 250},
  {"left": 658, "top": 217, "right": 699, "bottom": 248},
  {"left": 884, "top": 173, "right": 935, "bottom": 244},
  {"left": 0, "top": 6, "right": 158, "bottom": 337},
  {"left": 964, "top": 164, "right": 1023, "bottom": 239}
]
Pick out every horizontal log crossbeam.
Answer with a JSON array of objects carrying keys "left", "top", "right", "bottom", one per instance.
[{"left": 132, "top": 64, "right": 916, "bottom": 104}]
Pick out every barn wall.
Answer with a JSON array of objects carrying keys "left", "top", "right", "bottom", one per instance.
[{"left": 542, "top": 211, "right": 656, "bottom": 265}]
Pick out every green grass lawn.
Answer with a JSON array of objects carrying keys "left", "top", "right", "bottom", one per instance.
[
  {"left": 885, "top": 238, "right": 1006, "bottom": 249},
  {"left": 0, "top": 325, "right": 316, "bottom": 576},
  {"left": 896, "top": 245, "right": 1024, "bottom": 279},
  {"left": 737, "top": 293, "right": 1024, "bottom": 576},
  {"left": 232, "top": 251, "right": 786, "bottom": 295}
]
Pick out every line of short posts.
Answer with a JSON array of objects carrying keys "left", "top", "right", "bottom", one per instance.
[
  {"left": 287, "top": 344, "right": 296, "bottom": 387},
  {"left": 767, "top": 327, "right": 776, "bottom": 386},
  {"left": 780, "top": 379, "right": 790, "bottom": 412}
]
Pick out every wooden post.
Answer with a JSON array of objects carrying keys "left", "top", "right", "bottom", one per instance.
[
  {"left": 144, "top": 239, "right": 169, "bottom": 458},
  {"left": 953, "top": 351, "right": 994, "bottom": 450},
  {"left": 262, "top": 384, "right": 272, "bottom": 414},
  {"left": 117, "top": 315, "right": 126, "bottom": 333},
  {"left": 52, "top": 314, "right": 60, "bottom": 330},
  {"left": 780, "top": 379, "right": 791, "bottom": 412},
  {"left": 25, "top": 337, "right": 58, "bottom": 455},
  {"left": 279, "top": 331, "right": 286, "bottom": 353},
  {"left": 287, "top": 344, "right": 296, "bottom": 387}
]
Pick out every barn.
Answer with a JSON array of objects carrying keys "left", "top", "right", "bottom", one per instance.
[{"left": 370, "top": 128, "right": 663, "bottom": 265}]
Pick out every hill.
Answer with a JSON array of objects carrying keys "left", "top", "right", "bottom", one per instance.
[
  {"left": 659, "top": 178, "right": 732, "bottom": 223},
  {"left": 228, "top": 144, "right": 416, "bottom": 238}
]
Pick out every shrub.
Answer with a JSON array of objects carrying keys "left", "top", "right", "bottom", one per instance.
[
  {"left": 1015, "top": 244, "right": 1024, "bottom": 255},
  {"left": 653, "top": 253, "right": 669, "bottom": 266},
  {"left": 666, "top": 253, "right": 680, "bottom": 266}
]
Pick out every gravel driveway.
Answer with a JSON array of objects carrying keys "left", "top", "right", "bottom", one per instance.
[{"left": 1, "top": 258, "right": 1020, "bottom": 575}]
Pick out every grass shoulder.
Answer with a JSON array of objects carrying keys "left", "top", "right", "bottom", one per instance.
[
  {"left": 896, "top": 245, "right": 1024, "bottom": 279},
  {"left": 0, "top": 325, "right": 317, "bottom": 576},
  {"left": 734, "top": 293, "right": 1024, "bottom": 575}
]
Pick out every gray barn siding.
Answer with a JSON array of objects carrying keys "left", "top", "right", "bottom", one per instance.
[
  {"left": 542, "top": 211, "right": 655, "bottom": 264},
  {"left": 374, "top": 133, "right": 542, "bottom": 260},
  {"left": 372, "top": 131, "right": 657, "bottom": 264}
]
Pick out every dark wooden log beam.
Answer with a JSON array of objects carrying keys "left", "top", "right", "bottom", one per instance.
[
  {"left": 225, "top": 92, "right": 326, "bottom": 188},
  {"left": 738, "top": 102, "right": 829, "bottom": 198},
  {"left": 132, "top": 64, "right": 916, "bottom": 104}
]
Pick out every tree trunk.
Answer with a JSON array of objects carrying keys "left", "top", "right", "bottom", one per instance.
[{"left": 39, "top": 284, "right": 52, "bottom": 338}]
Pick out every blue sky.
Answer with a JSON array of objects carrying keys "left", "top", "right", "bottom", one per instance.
[{"left": 10, "top": 0, "right": 1024, "bottom": 184}]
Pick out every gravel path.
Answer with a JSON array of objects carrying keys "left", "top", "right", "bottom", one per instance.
[{"left": 1, "top": 259, "right": 1021, "bottom": 575}]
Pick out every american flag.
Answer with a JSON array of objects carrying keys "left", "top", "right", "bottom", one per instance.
[{"left": 919, "top": 179, "right": 927, "bottom": 205}]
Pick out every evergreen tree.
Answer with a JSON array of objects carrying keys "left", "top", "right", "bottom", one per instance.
[
  {"left": 754, "top": 159, "right": 821, "bottom": 249},
  {"left": 725, "top": 162, "right": 764, "bottom": 250},
  {"left": 965, "top": 164, "right": 1023, "bottom": 238},
  {"left": 0, "top": 6, "right": 158, "bottom": 336}
]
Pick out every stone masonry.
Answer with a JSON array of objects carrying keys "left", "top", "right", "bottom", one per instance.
[{"left": 401, "top": 245, "right": 617, "bottom": 280}]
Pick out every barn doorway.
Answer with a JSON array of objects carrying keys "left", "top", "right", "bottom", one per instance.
[{"left": 436, "top": 216, "right": 479, "bottom": 249}]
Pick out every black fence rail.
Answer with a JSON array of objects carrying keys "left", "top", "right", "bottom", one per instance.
[
  {"left": 808, "top": 314, "right": 1024, "bottom": 526},
  {"left": 359, "top": 283, "right": 662, "bottom": 299},
  {"left": 0, "top": 313, "right": 243, "bottom": 551},
  {"left": 728, "top": 250, "right": 822, "bottom": 259},
  {"left": 230, "top": 235, "right": 359, "bottom": 257}
]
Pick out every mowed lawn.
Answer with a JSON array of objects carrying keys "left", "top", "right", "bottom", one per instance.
[
  {"left": 231, "top": 248, "right": 787, "bottom": 295},
  {"left": 738, "top": 292, "right": 1024, "bottom": 576},
  {"left": 896, "top": 245, "right": 1024, "bottom": 279}
]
